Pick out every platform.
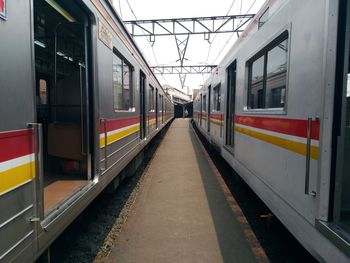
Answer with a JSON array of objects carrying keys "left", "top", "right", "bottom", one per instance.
[{"left": 106, "top": 119, "right": 266, "bottom": 263}]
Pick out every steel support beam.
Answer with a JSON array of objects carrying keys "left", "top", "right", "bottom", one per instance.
[
  {"left": 151, "top": 65, "right": 217, "bottom": 75},
  {"left": 124, "top": 15, "right": 255, "bottom": 37},
  {"left": 179, "top": 74, "right": 187, "bottom": 89},
  {"left": 175, "top": 35, "right": 190, "bottom": 66},
  {"left": 125, "top": 15, "right": 255, "bottom": 89}
]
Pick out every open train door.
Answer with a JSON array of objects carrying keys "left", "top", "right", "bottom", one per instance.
[
  {"left": 33, "top": 0, "right": 92, "bottom": 218},
  {"left": 325, "top": 0, "right": 350, "bottom": 251},
  {"left": 208, "top": 85, "right": 211, "bottom": 132},
  {"left": 200, "top": 94, "right": 203, "bottom": 127}
]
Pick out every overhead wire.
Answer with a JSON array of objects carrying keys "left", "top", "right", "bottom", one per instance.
[
  {"left": 125, "top": 1, "right": 170, "bottom": 85},
  {"left": 211, "top": 0, "right": 258, "bottom": 64},
  {"left": 125, "top": 0, "right": 160, "bottom": 66},
  {"left": 205, "top": 0, "right": 237, "bottom": 63},
  {"left": 118, "top": 0, "right": 123, "bottom": 19},
  {"left": 239, "top": 0, "right": 243, "bottom": 19}
]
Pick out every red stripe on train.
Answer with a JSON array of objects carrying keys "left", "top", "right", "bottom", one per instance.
[
  {"left": 0, "top": 129, "right": 34, "bottom": 163},
  {"left": 235, "top": 115, "right": 320, "bottom": 140},
  {"left": 210, "top": 114, "right": 224, "bottom": 121},
  {"left": 100, "top": 117, "right": 140, "bottom": 133},
  {"left": 148, "top": 113, "right": 156, "bottom": 121}
]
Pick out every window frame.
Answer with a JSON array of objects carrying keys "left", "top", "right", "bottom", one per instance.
[
  {"left": 112, "top": 48, "right": 135, "bottom": 112},
  {"left": 245, "top": 30, "right": 289, "bottom": 114}
]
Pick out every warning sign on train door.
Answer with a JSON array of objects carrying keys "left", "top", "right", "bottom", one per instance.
[{"left": 0, "top": 0, "right": 6, "bottom": 20}]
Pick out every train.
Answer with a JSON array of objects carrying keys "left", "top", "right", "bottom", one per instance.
[
  {"left": 0, "top": 0, "right": 174, "bottom": 262},
  {"left": 193, "top": 0, "right": 350, "bottom": 261}
]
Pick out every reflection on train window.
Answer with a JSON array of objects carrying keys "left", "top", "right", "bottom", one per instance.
[
  {"left": 248, "top": 55, "right": 264, "bottom": 109},
  {"left": 113, "top": 51, "right": 133, "bottom": 111},
  {"left": 213, "top": 84, "right": 221, "bottom": 111},
  {"left": 203, "top": 94, "right": 207, "bottom": 111},
  {"left": 149, "top": 85, "right": 155, "bottom": 112},
  {"left": 266, "top": 39, "right": 288, "bottom": 108},
  {"left": 247, "top": 31, "right": 288, "bottom": 110}
]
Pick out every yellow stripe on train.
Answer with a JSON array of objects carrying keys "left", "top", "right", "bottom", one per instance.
[
  {"left": 0, "top": 161, "right": 35, "bottom": 194},
  {"left": 100, "top": 125, "right": 140, "bottom": 148},
  {"left": 148, "top": 119, "right": 156, "bottom": 126},
  {"left": 210, "top": 118, "right": 224, "bottom": 126},
  {"left": 235, "top": 126, "right": 319, "bottom": 160}
]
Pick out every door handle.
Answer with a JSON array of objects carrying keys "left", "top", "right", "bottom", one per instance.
[{"left": 305, "top": 117, "right": 317, "bottom": 196}]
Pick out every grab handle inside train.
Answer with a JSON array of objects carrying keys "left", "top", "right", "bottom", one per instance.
[
  {"left": 79, "top": 64, "right": 86, "bottom": 156},
  {"left": 305, "top": 117, "right": 317, "bottom": 197}
]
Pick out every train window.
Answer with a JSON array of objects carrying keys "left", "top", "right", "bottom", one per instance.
[
  {"left": 258, "top": 8, "right": 269, "bottom": 29},
  {"left": 248, "top": 55, "right": 264, "bottom": 109},
  {"left": 203, "top": 94, "right": 207, "bottom": 111},
  {"left": 113, "top": 51, "right": 133, "bottom": 111},
  {"left": 247, "top": 31, "right": 289, "bottom": 110},
  {"left": 213, "top": 84, "right": 221, "bottom": 111},
  {"left": 39, "top": 79, "right": 48, "bottom": 105},
  {"left": 149, "top": 85, "right": 155, "bottom": 112}
]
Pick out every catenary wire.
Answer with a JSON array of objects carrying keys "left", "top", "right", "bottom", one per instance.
[{"left": 211, "top": 0, "right": 258, "bottom": 64}]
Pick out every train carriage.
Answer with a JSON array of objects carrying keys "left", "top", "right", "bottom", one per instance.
[
  {"left": 194, "top": 0, "right": 350, "bottom": 262},
  {"left": 0, "top": 0, "right": 173, "bottom": 262}
]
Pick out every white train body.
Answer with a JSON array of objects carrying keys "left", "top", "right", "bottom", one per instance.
[{"left": 193, "top": 0, "right": 350, "bottom": 262}]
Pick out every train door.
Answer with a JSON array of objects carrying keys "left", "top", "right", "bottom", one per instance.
[
  {"left": 34, "top": 0, "right": 91, "bottom": 216},
  {"left": 208, "top": 85, "right": 211, "bottom": 132},
  {"left": 155, "top": 89, "right": 159, "bottom": 128},
  {"left": 161, "top": 95, "right": 164, "bottom": 123},
  {"left": 331, "top": 0, "right": 350, "bottom": 237},
  {"left": 226, "top": 61, "right": 236, "bottom": 148},
  {"left": 140, "top": 71, "right": 146, "bottom": 139},
  {"left": 158, "top": 93, "right": 162, "bottom": 125},
  {"left": 200, "top": 94, "right": 203, "bottom": 127}
]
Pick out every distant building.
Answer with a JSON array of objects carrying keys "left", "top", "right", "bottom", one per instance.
[
  {"left": 192, "top": 89, "right": 200, "bottom": 101},
  {"left": 163, "top": 85, "right": 192, "bottom": 104}
]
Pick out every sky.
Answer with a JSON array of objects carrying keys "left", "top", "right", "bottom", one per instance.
[{"left": 112, "top": 0, "right": 267, "bottom": 94}]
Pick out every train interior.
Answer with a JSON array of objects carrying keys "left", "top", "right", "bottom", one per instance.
[{"left": 34, "top": 0, "right": 90, "bottom": 214}]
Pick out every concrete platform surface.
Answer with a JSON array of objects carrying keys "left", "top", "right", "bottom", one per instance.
[{"left": 106, "top": 119, "right": 259, "bottom": 263}]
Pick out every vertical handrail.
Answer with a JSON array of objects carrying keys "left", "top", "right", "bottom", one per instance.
[
  {"left": 79, "top": 64, "right": 86, "bottom": 155},
  {"left": 305, "top": 117, "right": 316, "bottom": 196},
  {"left": 28, "top": 123, "right": 44, "bottom": 220},
  {"left": 104, "top": 119, "right": 108, "bottom": 171}
]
